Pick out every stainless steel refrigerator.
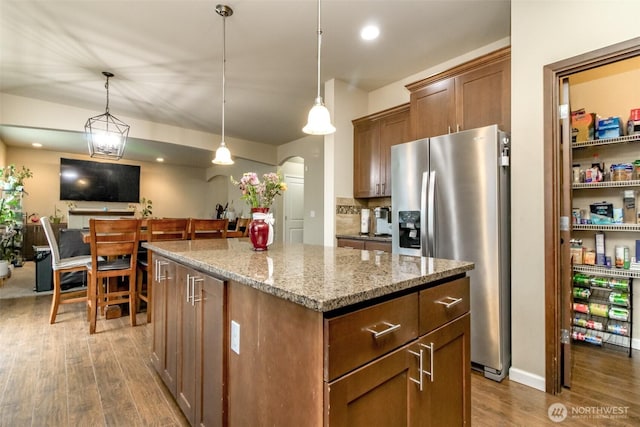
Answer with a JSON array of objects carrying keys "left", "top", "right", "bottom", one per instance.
[{"left": 391, "top": 124, "right": 511, "bottom": 381}]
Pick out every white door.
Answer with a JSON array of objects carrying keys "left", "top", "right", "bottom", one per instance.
[{"left": 284, "top": 175, "right": 304, "bottom": 243}]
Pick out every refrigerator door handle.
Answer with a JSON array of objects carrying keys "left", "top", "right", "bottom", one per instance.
[
  {"left": 420, "top": 171, "right": 429, "bottom": 257},
  {"left": 427, "top": 170, "right": 436, "bottom": 256}
]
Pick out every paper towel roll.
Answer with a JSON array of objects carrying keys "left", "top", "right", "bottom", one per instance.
[{"left": 361, "top": 209, "right": 370, "bottom": 234}]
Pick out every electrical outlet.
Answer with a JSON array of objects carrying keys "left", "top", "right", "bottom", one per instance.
[{"left": 231, "top": 320, "right": 240, "bottom": 354}]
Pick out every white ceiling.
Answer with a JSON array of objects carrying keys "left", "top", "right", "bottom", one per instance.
[{"left": 0, "top": 0, "right": 511, "bottom": 167}]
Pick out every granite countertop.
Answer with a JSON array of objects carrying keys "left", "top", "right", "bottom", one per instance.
[
  {"left": 143, "top": 239, "right": 473, "bottom": 313},
  {"left": 336, "top": 233, "right": 392, "bottom": 242}
]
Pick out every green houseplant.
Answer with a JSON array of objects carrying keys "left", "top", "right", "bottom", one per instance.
[{"left": 0, "top": 165, "right": 33, "bottom": 267}]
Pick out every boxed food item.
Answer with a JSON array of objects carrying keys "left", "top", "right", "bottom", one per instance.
[
  {"left": 628, "top": 108, "right": 640, "bottom": 136},
  {"left": 596, "top": 116, "right": 623, "bottom": 139},
  {"left": 570, "top": 246, "right": 584, "bottom": 264},
  {"left": 571, "top": 109, "right": 596, "bottom": 142},
  {"left": 590, "top": 202, "right": 613, "bottom": 224},
  {"left": 584, "top": 250, "right": 596, "bottom": 265}
]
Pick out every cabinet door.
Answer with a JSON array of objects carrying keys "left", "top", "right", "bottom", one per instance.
[
  {"left": 327, "top": 341, "right": 418, "bottom": 427},
  {"left": 150, "top": 255, "right": 178, "bottom": 397},
  {"left": 410, "top": 78, "right": 456, "bottom": 139},
  {"left": 176, "top": 265, "right": 225, "bottom": 427},
  {"left": 455, "top": 58, "right": 510, "bottom": 133},
  {"left": 413, "top": 313, "right": 470, "bottom": 427},
  {"left": 379, "top": 108, "right": 411, "bottom": 197},
  {"left": 364, "top": 240, "right": 392, "bottom": 253},
  {"left": 336, "top": 238, "right": 365, "bottom": 250},
  {"left": 353, "top": 120, "right": 381, "bottom": 198}
]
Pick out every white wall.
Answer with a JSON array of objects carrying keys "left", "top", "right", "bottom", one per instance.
[
  {"left": 278, "top": 135, "right": 325, "bottom": 245},
  {"left": 510, "top": 0, "right": 640, "bottom": 390}
]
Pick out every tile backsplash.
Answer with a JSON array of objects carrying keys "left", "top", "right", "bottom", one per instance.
[{"left": 335, "top": 197, "right": 391, "bottom": 235}]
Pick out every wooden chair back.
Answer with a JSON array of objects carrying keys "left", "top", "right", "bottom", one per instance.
[
  {"left": 189, "top": 218, "right": 229, "bottom": 239},
  {"left": 87, "top": 218, "right": 141, "bottom": 334},
  {"left": 147, "top": 218, "right": 190, "bottom": 241},
  {"left": 227, "top": 217, "right": 251, "bottom": 238}
]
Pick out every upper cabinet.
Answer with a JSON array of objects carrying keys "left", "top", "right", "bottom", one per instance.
[
  {"left": 353, "top": 104, "right": 411, "bottom": 198},
  {"left": 407, "top": 47, "right": 511, "bottom": 139}
]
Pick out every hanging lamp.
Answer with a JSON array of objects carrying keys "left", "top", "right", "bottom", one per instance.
[
  {"left": 85, "top": 71, "right": 129, "bottom": 159},
  {"left": 212, "top": 4, "right": 234, "bottom": 165},
  {"left": 303, "top": 0, "right": 336, "bottom": 135}
]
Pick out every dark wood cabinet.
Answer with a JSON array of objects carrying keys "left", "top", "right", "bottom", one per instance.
[
  {"left": 150, "top": 255, "right": 178, "bottom": 397},
  {"left": 149, "top": 250, "right": 470, "bottom": 426},
  {"left": 151, "top": 256, "right": 225, "bottom": 427},
  {"left": 327, "top": 278, "right": 470, "bottom": 427},
  {"left": 353, "top": 104, "right": 411, "bottom": 198},
  {"left": 414, "top": 314, "right": 471, "bottom": 427},
  {"left": 408, "top": 47, "right": 510, "bottom": 139},
  {"left": 23, "top": 222, "right": 67, "bottom": 260},
  {"left": 176, "top": 264, "right": 224, "bottom": 427},
  {"left": 336, "top": 237, "right": 391, "bottom": 253}
]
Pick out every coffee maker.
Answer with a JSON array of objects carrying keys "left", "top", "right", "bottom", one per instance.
[{"left": 374, "top": 207, "right": 392, "bottom": 236}]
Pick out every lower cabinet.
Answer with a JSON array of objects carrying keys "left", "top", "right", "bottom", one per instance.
[
  {"left": 328, "top": 315, "right": 470, "bottom": 427},
  {"left": 336, "top": 237, "right": 392, "bottom": 253},
  {"left": 151, "top": 255, "right": 225, "bottom": 427},
  {"left": 176, "top": 264, "right": 225, "bottom": 427},
  {"left": 326, "top": 297, "right": 470, "bottom": 427},
  {"left": 151, "top": 252, "right": 469, "bottom": 426},
  {"left": 150, "top": 254, "right": 178, "bottom": 397}
]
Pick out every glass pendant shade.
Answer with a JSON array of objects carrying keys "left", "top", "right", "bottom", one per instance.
[
  {"left": 303, "top": 96, "right": 336, "bottom": 135},
  {"left": 212, "top": 141, "right": 233, "bottom": 165},
  {"left": 85, "top": 71, "right": 129, "bottom": 160}
]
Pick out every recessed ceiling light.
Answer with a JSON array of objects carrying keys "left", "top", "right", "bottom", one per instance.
[
  {"left": 156, "top": 157, "right": 164, "bottom": 162},
  {"left": 360, "top": 25, "right": 379, "bottom": 41},
  {"left": 32, "top": 143, "right": 42, "bottom": 148}
]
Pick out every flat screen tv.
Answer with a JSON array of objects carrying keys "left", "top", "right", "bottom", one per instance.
[{"left": 59, "top": 158, "right": 140, "bottom": 203}]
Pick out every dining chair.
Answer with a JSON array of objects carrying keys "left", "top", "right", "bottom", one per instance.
[
  {"left": 189, "top": 218, "right": 229, "bottom": 239},
  {"left": 136, "top": 218, "right": 189, "bottom": 322},
  {"left": 86, "top": 218, "right": 140, "bottom": 334},
  {"left": 227, "top": 217, "right": 250, "bottom": 238},
  {"left": 40, "top": 216, "right": 93, "bottom": 324}
]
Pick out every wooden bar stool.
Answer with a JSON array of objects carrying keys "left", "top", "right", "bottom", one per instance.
[
  {"left": 136, "top": 218, "right": 189, "bottom": 323},
  {"left": 87, "top": 218, "right": 140, "bottom": 334},
  {"left": 189, "top": 218, "right": 229, "bottom": 239}
]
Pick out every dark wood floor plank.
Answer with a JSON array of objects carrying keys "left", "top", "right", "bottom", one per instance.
[{"left": 1, "top": 290, "right": 638, "bottom": 427}]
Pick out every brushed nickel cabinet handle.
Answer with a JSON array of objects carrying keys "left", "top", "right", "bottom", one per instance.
[
  {"left": 365, "top": 321, "right": 401, "bottom": 339},
  {"left": 435, "top": 296, "right": 463, "bottom": 308},
  {"left": 408, "top": 348, "right": 424, "bottom": 391},
  {"left": 420, "top": 342, "right": 434, "bottom": 382}
]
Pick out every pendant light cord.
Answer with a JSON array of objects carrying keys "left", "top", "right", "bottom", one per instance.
[
  {"left": 104, "top": 75, "right": 110, "bottom": 114},
  {"left": 221, "top": 11, "right": 226, "bottom": 143},
  {"left": 315, "top": 0, "right": 322, "bottom": 101}
]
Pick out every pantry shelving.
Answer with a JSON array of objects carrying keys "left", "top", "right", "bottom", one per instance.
[
  {"left": 571, "top": 132, "right": 639, "bottom": 356},
  {"left": 571, "top": 270, "right": 633, "bottom": 355}
]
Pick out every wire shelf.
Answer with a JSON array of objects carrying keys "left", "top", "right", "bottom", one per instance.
[
  {"left": 572, "top": 134, "right": 640, "bottom": 148},
  {"left": 572, "top": 223, "right": 640, "bottom": 232},
  {"left": 573, "top": 264, "right": 640, "bottom": 279},
  {"left": 573, "top": 180, "right": 640, "bottom": 189}
]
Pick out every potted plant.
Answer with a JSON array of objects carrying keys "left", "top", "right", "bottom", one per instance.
[
  {"left": 0, "top": 165, "right": 33, "bottom": 271},
  {"left": 49, "top": 205, "right": 64, "bottom": 224}
]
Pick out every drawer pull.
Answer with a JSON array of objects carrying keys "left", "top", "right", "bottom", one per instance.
[
  {"left": 420, "top": 342, "right": 434, "bottom": 382},
  {"left": 435, "top": 296, "right": 462, "bottom": 309},
  {"left": 365, "top": 321, "right": 401, "bottom": 339},
  {"left": 408, "top": 348, "right": 424, "bottom": 391}
]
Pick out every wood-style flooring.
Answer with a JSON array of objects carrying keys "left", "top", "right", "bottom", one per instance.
[{"left": 1, "top": 293, "right": 639, "bottom": 426}]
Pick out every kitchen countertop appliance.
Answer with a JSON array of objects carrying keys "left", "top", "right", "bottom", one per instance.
[
  {"left": 391, "top": 124, "right": 511, "bottom": 381},
  {"left": 373, "top": 207, "right": 392, "bottom": 236}
]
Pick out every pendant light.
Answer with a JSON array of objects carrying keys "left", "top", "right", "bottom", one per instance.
[
  {"left": 212, "top": 4, "right": 234, "bottom": 165},
  {"left": 303, "top": 0, "right": 336, "bottom": 135},
  {"left": 85, "top": 71, "right": 129, "bottom": 160}
]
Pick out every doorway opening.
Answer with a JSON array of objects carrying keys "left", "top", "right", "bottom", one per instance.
[{"left": 544, "top": 37, "right": 640, "bottom": 395}]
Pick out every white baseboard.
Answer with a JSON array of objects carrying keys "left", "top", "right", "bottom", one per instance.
[
  {"left": 508, "top": 367, "right": 545, "bottom": 391},
  {"left": 633, "top": 337, "right": 640, "bottom": 351}
]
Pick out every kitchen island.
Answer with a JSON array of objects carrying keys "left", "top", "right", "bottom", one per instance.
[{"left": 144, "top": 238, "right": 474, "bottom": 427}]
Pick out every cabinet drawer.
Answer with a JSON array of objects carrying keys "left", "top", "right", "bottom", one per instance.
[
  {"left": 364, "top": 241, "right": 391, "bottom": 253},
  {"left": 419, "top": 277, "right": 469, "bottom": 335},
  {"left": 325, "top": 293, "right": 418, "bottom": 381},
  {"left": 337, "top": 238, "right": 365, "bottom": 250}
]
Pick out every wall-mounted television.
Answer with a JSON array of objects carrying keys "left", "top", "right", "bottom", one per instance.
[{"left": 59, "top": 158, "right": 140, "bottom": 203}]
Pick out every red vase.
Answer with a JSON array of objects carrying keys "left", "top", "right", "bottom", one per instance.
[{"left": 249, "top": 207, "right": 270, "bottom": 251}]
